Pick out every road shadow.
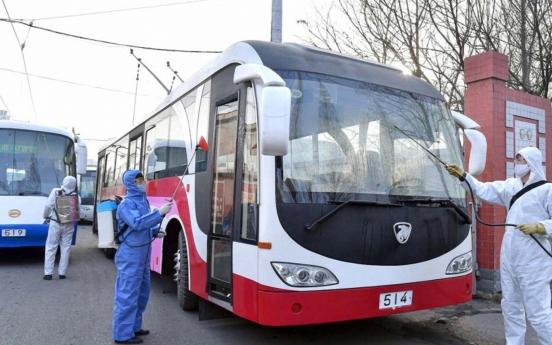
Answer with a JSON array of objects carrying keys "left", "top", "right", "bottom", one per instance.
[{"left": 0, "top": 247, "right": 45, "bottom": 265}]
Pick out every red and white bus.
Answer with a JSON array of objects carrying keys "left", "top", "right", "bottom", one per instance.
[{"left": 93, "top": 41, "right": 487, "bottom": 326}]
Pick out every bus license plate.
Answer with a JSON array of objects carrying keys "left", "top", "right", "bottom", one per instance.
[
  {"left": 2, "top": 229, "right": 26, "bottom": 237},
  {"left": 379, "top": 290, "right": 413, "bottom": 309}
]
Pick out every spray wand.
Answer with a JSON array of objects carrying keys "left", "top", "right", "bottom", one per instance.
[{"left": 393, "top": 125, "right": 552, "bottom": 258}]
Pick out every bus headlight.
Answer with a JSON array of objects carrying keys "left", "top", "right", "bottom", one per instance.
[
  {"left": 446, "top": 252, "right": 472, "bottom": 275},
  {"left": 271, "top": 262, "right": 338, "bottom": 287}
]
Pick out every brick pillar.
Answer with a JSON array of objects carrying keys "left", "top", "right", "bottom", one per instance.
[{"left": 464, "top": 51, "right": 552, "bottom": 293}]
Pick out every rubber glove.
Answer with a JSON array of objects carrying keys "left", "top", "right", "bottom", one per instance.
[
  {"left": 446, "top": 164, "right": 464, "bottom": 179},
  {"left": 516, "top": 223, "right": 546, "bottom": 235},
  {"left": 157, "top": 231, "right": 166, "bottom": 238},
  {"left": 159, "top": 202, "right": 173, "bottom": 216}
]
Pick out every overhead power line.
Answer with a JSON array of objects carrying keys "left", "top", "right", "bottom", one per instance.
[
  {"left": 0, "top": 66, "right": 160, "bottom": 97},
  {"left": 0, "top": 18, "right": 221, "bottom": 53},
  {"left": 0, "top": 93, "right": 13, "bottom": 116},
  {"left": 1, "top": 0, "right": 37, "bottom": 121},
  {"left": 13, "top": 0, "right": 210, "bottom": 21}
]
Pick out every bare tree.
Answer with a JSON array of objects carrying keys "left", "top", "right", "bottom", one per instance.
[{"left": 301, "top": 0, "right": 552, "bottom": 110}]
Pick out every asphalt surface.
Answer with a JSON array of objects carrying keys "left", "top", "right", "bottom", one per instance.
[{"left": 0, "top": 224, "right": 515, "bottom": 345}]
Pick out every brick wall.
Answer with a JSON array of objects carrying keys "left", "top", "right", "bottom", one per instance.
[{"left": 464, "top": 51, "right": 552, "bottom": 292}]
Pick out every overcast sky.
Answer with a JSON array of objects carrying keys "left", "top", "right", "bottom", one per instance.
[{"left": 0, "top": 0, "right": 333, "bottom": 157}]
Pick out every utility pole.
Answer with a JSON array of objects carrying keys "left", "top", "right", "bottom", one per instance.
[{"left": 271, "top": 0, "right": 282, "bottom": 43}]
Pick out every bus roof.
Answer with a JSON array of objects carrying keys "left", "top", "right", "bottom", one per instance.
[
  {"left": 146, "top": 41, "right": 442, "bottom": 121},
  {"left": 0, "top": 119, "right": 75, "bottom": 140},
  {"left": 102, "top": 41, "right": 445, "bottom": 152}
]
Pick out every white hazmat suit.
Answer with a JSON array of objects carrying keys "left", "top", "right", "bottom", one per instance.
[
  {"left": 462, "top": 147, "right": 552, "bottom": 345},
  {"left": 43, "top": 176, "right": 80, "bottom": 278}
]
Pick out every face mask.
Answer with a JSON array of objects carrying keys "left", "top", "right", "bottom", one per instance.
[
  {"left": 515, "top": 164, "right": 530, "bottom": 178},
  {"left": 137, "top": 184, "right": 146, "bottom": 192}
]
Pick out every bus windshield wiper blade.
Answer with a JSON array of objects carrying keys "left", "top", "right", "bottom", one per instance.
[
  {"left": 305, "top": 200, "right": 402, "bottom": 232},
  {"left": 398, "top": 197, "right": 471, "bottom": 225}
]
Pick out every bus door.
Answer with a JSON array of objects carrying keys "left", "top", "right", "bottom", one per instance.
[{"left": 207, "top": 95, "right": 240, "bottom": 304}]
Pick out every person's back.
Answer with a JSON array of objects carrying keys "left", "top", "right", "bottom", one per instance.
[{"left": 43, "top": 176, "right": 79, "bottom": 280}]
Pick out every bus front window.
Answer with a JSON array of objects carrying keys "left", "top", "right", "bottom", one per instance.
[
  {"left": 0, "top": 129, "right": 73, "bottom": 196},
  {"left": 276, "top": 71, "right": 466, "bottom": 205}
]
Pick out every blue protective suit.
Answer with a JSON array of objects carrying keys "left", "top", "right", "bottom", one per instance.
[{"left": 112, "top": 170, "right": 164, "bottom": 342}]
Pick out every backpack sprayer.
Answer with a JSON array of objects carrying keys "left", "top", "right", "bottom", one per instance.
[
  {"left": 117, "top": 137, "right": 209, "bottom": 248},
  {"left": 394, "top": 125, "right": 552, "bottom": 258}
]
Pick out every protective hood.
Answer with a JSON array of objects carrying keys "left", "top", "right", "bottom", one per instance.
[
  {"left": 517, "top": 146, "right": 546, "bottom": 185},
  {"left": 61, "top": 176, "right": 77, "bottom": 194},
  {"left": 122, "top": 169, "right": 145, "bottom": 197}
]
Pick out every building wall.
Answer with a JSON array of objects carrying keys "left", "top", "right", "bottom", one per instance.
[{"left": 464, "top": 51, "right": 552, "bottom": 292}]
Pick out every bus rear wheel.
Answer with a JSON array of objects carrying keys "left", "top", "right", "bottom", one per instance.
[
  {"left": 175, "top": 231, "right": 199, "bottom": 311},
  {"left": 104, "top": 248, "right": 116, "bottom": 259}
]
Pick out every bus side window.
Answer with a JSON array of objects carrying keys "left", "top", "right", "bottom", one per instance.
[
  {"left": 195, "top": 80, "right": 210, "bottom": 173},
  {"left": 105, "top": 151, "right": 115, "bottom": 187},
  {"left": 144, "top": 117, "right": 165, "bottom": 180}
]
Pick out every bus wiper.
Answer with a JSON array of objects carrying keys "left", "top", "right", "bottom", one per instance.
[
  {"left": 305, "top": 200, "right": 402, "bottom": 232},
  {"left": 398, "top": 197, "right": 471, "bottom": 224}
]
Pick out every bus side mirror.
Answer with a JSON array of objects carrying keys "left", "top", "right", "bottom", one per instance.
[
  {"left": 260, "top": 86, "right": 291, "bottom": 156},
  {"left": 464, "top": 129, "right": 487, "bottom": 176},
  {"left": 450, "top": 111, "right": 487, "bottom": 177},
  {"left": 75, "top": 136, "right": 88, "bottom": 175}
]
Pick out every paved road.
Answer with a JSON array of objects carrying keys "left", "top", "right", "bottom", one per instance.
[{"left": 0, "top": 224, "right": 472, "bottom": 345}]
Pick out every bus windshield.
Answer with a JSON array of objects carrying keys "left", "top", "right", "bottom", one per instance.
[
  {"left": 277, "top": 71, "right": 466, "bottom": 204},
  {"left": 79, "top": 169, "right": 97, "bottom": 205},
  {"left": 0, "top": 129, "right": 73, "bottom": 196}
]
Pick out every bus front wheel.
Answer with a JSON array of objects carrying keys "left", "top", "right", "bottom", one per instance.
[{"left": 176, "top": 231, "right": 199, "bottom": 311}]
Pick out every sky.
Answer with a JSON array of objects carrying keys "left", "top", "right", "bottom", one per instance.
[{"left": 0, "top": 0, "right": 335, "bottom": 160}]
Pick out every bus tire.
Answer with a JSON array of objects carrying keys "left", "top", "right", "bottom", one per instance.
[
  {"left": 104, "top": 248, "right": 116, "bottom": 259},
  {"left": 176, "top": 231, "right": 199, "bottom": 311}
]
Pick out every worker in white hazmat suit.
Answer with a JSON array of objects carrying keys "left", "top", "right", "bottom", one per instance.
[
  {"left": 447, "top": 146, "right": 552, "bottom": 345},
  {"left": 43, "top": 175, "right": 81, "bottom": 280}
]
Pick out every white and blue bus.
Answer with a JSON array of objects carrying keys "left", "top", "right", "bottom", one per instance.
[
  {"left": 78, "top": 166, "right": 97, "bottom": 223},
  {"left": 0, "top": 120, "right": 87, "bottom": 247}
]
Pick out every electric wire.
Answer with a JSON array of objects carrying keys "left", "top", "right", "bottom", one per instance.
[
  {"left": 132, "top": 63, "right": 141, "bottom": 127},
  {"left": 0, "top": 66, "right": 161, "bottom": 97},
  {"left": 0, "top": 18, "right": 221, "bottom": 53},
  {"left": 1, "top": 1, "right": 37, "bottom": 121},
  {"left": 20, "top": 20, "right": 33, "bottom": 50},
  {"left": 13, "top": 0, "right": 210, "bottom": 21},
  {"left": 0, "top": 93, "right": 13, "bottom": 116}
]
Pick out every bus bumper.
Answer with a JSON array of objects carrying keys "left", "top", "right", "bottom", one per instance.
[
  {"left": 255, "top": 273, "right": 472, "bottom": 326},
  {"left": 79, "top": 205, "right": 93, "bottom": 222},
  {"left": 0, "top": 223, "right": 78, "bottom": 248}
]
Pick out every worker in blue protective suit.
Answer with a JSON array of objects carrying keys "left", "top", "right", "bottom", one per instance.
[
  {"left": 112, "top": 170, "right": 172, "bottom": 345},
  {"left": 447, "top": 146, "right": 552, "bottom": 345}
]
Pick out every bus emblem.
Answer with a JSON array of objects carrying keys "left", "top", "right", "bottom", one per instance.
[
  {"left": 393, "top": 222, "right": 412, "bottom": 244},
  {"left": 8, "top": 209, "right": 21, "bottom": 218}
]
